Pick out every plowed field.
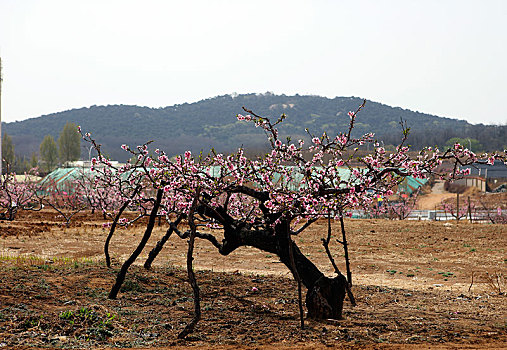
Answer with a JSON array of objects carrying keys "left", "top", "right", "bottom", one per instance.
[{"left": 0, "top": 210, "right": 505, "bottom": 349}]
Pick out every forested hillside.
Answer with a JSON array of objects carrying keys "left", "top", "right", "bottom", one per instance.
[{"left": 4, "top": 93, "right": 506, "bottom": 162}]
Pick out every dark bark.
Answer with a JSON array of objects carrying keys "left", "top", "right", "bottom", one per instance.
[
  {"left": 196, "top": 204, "right": 347, "bottom": 319},
  {"left": 306, "top": 274, "right": 347, "bottom": 320},
  {"left": 144, "top": 215, "right": 184, "bottom": 270},
  {"left": 105, "top": 185, "right": 141, "bottom": 268},
  {"left": 338, "top": 208, "right": 352, "bottom": 286},
  {"left": 104, "top": 201, "right": 129, "bottom": 268},
  {"left": 178, "top": 190, "right": 201, "bottom": 339},
  {"left": 286, "top": 221, "right": 304, "bottom": 329},
  {"left": 0, "top": 206, "right": 17, "bottom": 221},
  {"left": 108, "top": 189, "right": 163, "bottom": 299},
  {"left": 195, "top": 200, "right": 351, "bottom": 319},
  {"left": 222, "top": 223, "right": 324, "bottom": 289}
]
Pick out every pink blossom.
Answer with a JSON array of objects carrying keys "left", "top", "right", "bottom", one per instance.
[{"left": 312, "top": 137, "right": 321, "bottom": 145}]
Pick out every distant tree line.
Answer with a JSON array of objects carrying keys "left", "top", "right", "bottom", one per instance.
[
  {"left": 3, "top": 94, "right": 506, "bottom": 162},
  {"left": 2, "top": 122, "right": 80, "bottom": 174},
  {"left": 381, "top": 123, "right": 506, "bottom": 153}
]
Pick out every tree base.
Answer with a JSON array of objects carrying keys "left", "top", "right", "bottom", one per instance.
[{"left": 306, "top": 275, "right": 347, "bottom": 320}]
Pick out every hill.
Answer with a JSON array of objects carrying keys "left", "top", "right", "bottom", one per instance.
[{"left": 3, "top": 93, "right": 506, "bottom": 162}]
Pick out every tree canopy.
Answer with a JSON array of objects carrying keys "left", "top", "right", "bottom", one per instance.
[
  {"left": 2, "top": 133, "right": 15, "bottom": 171},
  {"left": 40, "top": 135, "right": 58, "bottom": 173},
  {"left": 58, "top": 122, "right": 81, "bottom": 165}
]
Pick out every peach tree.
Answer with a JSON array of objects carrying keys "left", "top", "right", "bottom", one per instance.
[{"left": 81, "top": 100, "right": 506, "bottom": 338}]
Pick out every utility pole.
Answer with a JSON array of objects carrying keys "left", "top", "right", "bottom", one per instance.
[{"left": 0, "top": 56, "right": 3, "bottom": 177}]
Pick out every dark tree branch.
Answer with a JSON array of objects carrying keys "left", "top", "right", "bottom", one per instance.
[
  {"left": 178, "top": 188, "right": 202, "bottom": 339},
  {"left": 286, "top": 219, "right": 305, "bottom": 329},
  {"left": 144, "top": 214, "right": 184, "bottom": 269},
  {"left": 109, "top": 188, "right": 163, "bottom": 299},
  {"left": 105, "top": 185, "right": 142, "bottom": 268}
]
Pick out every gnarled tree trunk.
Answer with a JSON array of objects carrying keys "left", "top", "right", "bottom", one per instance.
[
  {"left": 141, "top": 204, "right": 348, "bottom": 319},
  {"left": 195, "top": 206, "right": 347, "bottom": 320},
  {"left": 306, "top": 275, "right": 347, "bottom": 319}
]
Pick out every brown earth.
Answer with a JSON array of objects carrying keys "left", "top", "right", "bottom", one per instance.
[
  {"left": 416, "top": 193, "right": 456, "bottom": 210},
  {"left": 0, "top": 210, "right": 506, "bottom": 349},
  {"left": 417, "top": 184, "right": 507, "bottom": 211}
]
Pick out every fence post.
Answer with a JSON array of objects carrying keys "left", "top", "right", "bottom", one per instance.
[
  {"left": 468, "top": 196, "right": 472, "bottom": 223},
  {"left": 456, "top": 193, "right": 460, "bottom": 223}
]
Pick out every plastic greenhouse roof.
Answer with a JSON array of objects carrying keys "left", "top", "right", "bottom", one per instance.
[{"left": 41, "top": 166, "right": 427, "bottom": 194}]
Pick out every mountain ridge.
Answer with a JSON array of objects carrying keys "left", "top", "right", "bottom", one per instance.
[{"left": 3, "top": 93, "right": 505, "bottom": 162}]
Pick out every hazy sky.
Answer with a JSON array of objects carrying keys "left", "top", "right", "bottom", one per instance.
[{"left": 1, "top": 0, "right": 506, "bottom": 125}]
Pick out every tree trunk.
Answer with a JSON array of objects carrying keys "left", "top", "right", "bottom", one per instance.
[
  {"left": 195, "top": 204, "right": 347, "bottom": 319},
  {"left": 306, "top": 274, "right": 347, "bottom": 319},
  {"left": 211, "top": 218, "right": 347, "bottom": 320}
]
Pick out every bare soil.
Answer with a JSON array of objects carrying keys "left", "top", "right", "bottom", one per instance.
[
  {"left": 417, "top": 185, "right": 507, "bottom": 211},
  {"left": 0, "top": 210, "right": 506, "bottom": 349}
]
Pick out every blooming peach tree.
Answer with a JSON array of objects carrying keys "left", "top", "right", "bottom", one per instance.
[
  {"left": 387, "top": 190, "right": 420, "bottom": 220},
  {"left": 81, "top": 100, "right": 506, "bottom": 338},
  {"left": 0, "top": 167, "right": 41, "bottom": 220}
]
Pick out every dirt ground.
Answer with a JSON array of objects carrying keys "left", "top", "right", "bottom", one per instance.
[
  {"left": 417, "top": 184, "right": 507, "bottom": 211},
  {"left": 0, "top": 209, "right": 506, "bottom": 349}
]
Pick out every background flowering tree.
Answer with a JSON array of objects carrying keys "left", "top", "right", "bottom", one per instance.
[
  {"left": 0, "top": 167, "right": 41, "bottom": 220},
  {"left": 478, "top": 196, "right": 507, "bottom": 224},
  {"left": 36, "top": 176, "right": 89, "bottom": 226},
  {"left": 78, "top": 132, "right": 158, "bottom": 267},
  {"left": 82, "top": 101, "right": 507, "bottom": 338},
  {"left": 440, "top": 196, "right": 476, "bottom": 221},
  {"left": 387, "top": 190, "right": 420, "bottom": 220}
]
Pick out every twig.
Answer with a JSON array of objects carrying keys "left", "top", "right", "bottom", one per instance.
[
  {"left": 322, "top": 211, "right": 342, "bottom": 276},
  {"left": 338, "top": 208, "right": 356, "bottom": 306},
  {"left": 468, "top": 271, "right": 474, "bottom": 293}
]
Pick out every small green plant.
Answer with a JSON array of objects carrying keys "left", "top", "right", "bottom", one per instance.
[
  {"left": 386, "top": 269, "right": 397, "bottom": 275},
  {"left": 37, "top": 264, "right": 52, "bottom": 271},
  {"left": 438, "top": 272, "right": 454, "bottom": 278},
  {"left": 60, "top": 310, "right": 74, "bottom": 320},
  {"left": 120, "top": 279, "right": 144, "bottom": 293},
  {"left": 58, "top": 306, "right": 117, "bottom": 341},
  {"left": 100, "top": 313, "right": 116, "bottom": 327},
  {"left": 19, "top": 315, "right": 43, "bottom": 330},
  {"left": 78, "top": 307, "right": 93, "bottom": 320}
]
